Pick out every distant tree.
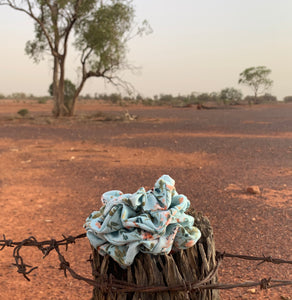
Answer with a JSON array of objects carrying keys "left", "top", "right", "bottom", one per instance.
[
  {"left": 108, "top": 93, "right": 122, "bottom": 104},
  {"left": 123, "top": 96, "right": 132, "bottom": 102},
  {"left": 256, "top": 93, "right": 277, "bottom": 104},
  {"left": 136, "top": 94, "right": 143, "bottom": 101},
  {"left": 283, "top": 96, "right": 292, "bottom": 103},
  {"left": 243, "top": 95, "right": 255, "bottom": 105},
  {"left": 10, "top": 92, "right": 27, "bottom": 99},
  {"left": 188, "top": 92, "right": 197, "bottom": 104},
  {"left": 0, "top": 1, "right": 149, "bottom": 116},
  {"left": 219, "top": 87, "right": 243, "bottom": 105},
  {"left": 85, "top": 94, "right": 92, "bottom": 99},
  {"left": 238, "top": 66, "right": 273, "bottom": 104},
  {"left": 209, "top": 92, "right": 220, "bottom": 103},
  {"left": 197, "top": 93, "right": 210, "bottom": 104},
  {"left": 159, "top": 94, "right": 173, "bottom": 102}
]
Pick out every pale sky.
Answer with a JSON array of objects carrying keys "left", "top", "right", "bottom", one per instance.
[{"left": 0, "top": 0, "right": 292, "bottom": 99}]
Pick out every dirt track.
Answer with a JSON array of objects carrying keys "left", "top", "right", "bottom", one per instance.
[{"left": 0, "top": 101, "right": 291, "bottom": 299}]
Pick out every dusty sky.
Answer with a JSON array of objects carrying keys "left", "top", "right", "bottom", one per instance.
[{"left": 0, "top": 0, "right": 292, "bottom": 99}]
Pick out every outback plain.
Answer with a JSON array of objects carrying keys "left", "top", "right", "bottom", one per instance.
[{"left": 0, "top": 100, "right": 291, "bottom": 299}]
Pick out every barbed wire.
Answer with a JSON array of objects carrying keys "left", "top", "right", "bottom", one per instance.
[
  {"left": 1, "top": 232, "right": 292, "bottom": 293},
  {"left": 0, "top": 233, "right": 86, "bottom": 281},
  {"left": 216, "top": 251, "right": 292, "bottom": 266}
]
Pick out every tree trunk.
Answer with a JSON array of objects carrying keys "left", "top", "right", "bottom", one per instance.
[
  {"left": 253, "top": 88, "right": 258, "bottom": 105},
  {"left": 52, "top": 56, "right": 60, "bottom": 116},
  {"left": 90, "top": 210, "right": 220, "bottom": 300},
  {"left": 58, "top": 58, "right": 67, "bottom": 116},
  {"left": 68, "top": 77, "right": 86, "bottom": 116}
]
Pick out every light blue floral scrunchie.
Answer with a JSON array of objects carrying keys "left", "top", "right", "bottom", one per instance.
[{"left": 84, "top": 175, "right": 201, "bottom": 267}]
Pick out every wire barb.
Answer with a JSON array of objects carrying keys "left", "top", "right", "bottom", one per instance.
[
  {"left": 0, "top": 234, "right": 14, "bottom": 250},
  {"left": 260, "top": 277, "right": 271, "bottom": 290}
]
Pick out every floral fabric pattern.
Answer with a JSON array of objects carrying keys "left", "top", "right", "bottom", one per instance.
[{"left": 84, "top": 175, "right": 201, "bottom": 267}]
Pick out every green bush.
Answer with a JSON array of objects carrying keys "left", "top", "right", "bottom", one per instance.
[
  {"left": 17, "top": 109, "right": 29, "bottom": 117},
  {"left": 49, "top": 79, "right": 76, "bottom": 112},
  {"left": 38, "top": 98, "right": 47, "bottom": 104}
]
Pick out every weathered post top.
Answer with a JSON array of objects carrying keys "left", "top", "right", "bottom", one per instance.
[{"left": 84, "top": 175, "right": 220, "bottom": 299}]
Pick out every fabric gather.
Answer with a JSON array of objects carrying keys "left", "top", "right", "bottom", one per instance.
[{"left": 84, "top": 175, "right": 201, "bottom": 267}]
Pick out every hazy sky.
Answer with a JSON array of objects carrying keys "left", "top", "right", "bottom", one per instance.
[{"left": 0, "top": 0, "right": 292, "bottom": 99}]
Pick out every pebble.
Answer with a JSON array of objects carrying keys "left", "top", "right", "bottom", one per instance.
[{"left": 247, "top": 186, "right": 261, "bottom": 194}]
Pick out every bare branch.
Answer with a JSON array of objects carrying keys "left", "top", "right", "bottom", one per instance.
[{"left": 0, "top": 0, "right": 58, "bottom": 57}]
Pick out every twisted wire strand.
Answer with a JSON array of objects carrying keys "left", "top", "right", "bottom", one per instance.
[{"left": 1, "top": 233, "right": 292, "bottom": 292}]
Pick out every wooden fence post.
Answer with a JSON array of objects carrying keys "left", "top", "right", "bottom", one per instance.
[{"left": 90, "top": 209, "right": 220, "bottom": 300}]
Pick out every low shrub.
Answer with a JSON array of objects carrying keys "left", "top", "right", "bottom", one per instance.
[
  {"left": 38, "top": 98, "right": 47, "bottom": 104},
  {"left": 17, "top": 109, "right": 29, "bottom": 117}
]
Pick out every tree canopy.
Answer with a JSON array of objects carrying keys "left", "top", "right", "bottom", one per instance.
[
  {"left": 238, "top": 66, "right": 273, "bottom": 102},
  {"left": 0, "top": 0, "right": 148, "bottom": 116}
]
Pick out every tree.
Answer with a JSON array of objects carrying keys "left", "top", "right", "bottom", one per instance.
[
  {"left": 255, "top": 93, "right": 277, "bottom": 104},
  {"left": 238, "top": 66, "right": 273, "bottom": 103},
  {"left": 70, "top": 1, "right": 139, "bottom": 115},
  {"left": 284, "top": 96, "right": 292, "bottom": 103},
  {"left": 0, "top": 1, "right": 147, "bottom": 116},
  {"left": 197, "top": 93, "right": 210, "bottom": 104},
  {"left": 219, "top": 87, "right": 242, "bottom": 105}
]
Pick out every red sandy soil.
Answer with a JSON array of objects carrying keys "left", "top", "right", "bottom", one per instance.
[{"left": 0, "top": 100, "right": 291, "bottom": 299}]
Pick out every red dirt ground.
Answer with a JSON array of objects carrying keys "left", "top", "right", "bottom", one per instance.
[{"left": 0, "top": 100, "right": 291, "bottom": 299}]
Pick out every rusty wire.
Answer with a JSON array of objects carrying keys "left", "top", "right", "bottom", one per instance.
[
  {"left": 0, "top": 233, "right": 86, "bottom": 281},
  {"left": 216, "top": 251, "right": 292, "bottom": 265},
  {"left": 1, "top": 232, "right": 292, "bottom": 293}
]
